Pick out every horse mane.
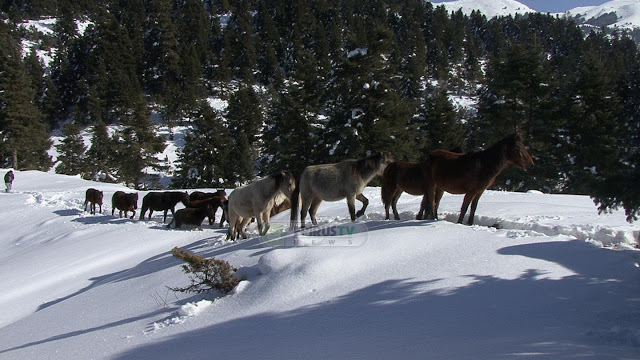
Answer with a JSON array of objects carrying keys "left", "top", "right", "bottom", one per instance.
[
  {"left": 467, "top": 134, "right": 517, "bottom": 177},
  {"left": 352, "top": 152, "right": 384, "bottom": 180}
]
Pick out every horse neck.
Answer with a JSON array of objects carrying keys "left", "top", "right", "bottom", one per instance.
[
  {"left": 260, "top": 177, "right": 283, "bottom": 201},
  {"left": 355, "top": 158, "right": 379, "bottom": 184},
  {"left": 476, "top": 142, "right": 510, "bottom": 178}
]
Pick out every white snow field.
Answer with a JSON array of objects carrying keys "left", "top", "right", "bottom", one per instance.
[{"left": 0, "top": 169, "right": 639, "bottom": 359}]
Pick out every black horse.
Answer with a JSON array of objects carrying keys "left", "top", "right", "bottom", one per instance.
[{"left": 140, "top": 191, "right": 189, "bottom": 222}]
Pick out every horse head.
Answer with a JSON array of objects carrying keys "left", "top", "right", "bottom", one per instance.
[
  {"left": 275, "top": 171, "right": 296, "bottom": 198},
  {"left": 507, "top": 133, "right": 534, "bottom": 170},
  {"left": 376, "top": 151, "right": 395, "bottom": 174}
]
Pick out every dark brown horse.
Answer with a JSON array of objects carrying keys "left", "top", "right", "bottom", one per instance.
[
  {"left": 186, "top": 195, "right": 227, "bottom": 227},
  {"left": 189, "top": 189, "right": 226, "bottom": 202},
  {"left": 112, "top": 191, "right": 138, "bottom": 219},
  {"left": 422, "top": 133, "right": 534, "bottom": 225},
  {"left": 140, "top": 191, "right": 190, "bottom": 222},
  {"left": 381, "top": 147, "right": 463, "bottom": 221},
  {"left": 84, "top": 188, "right": 103, "bottom": 215},
  {"left": 381, "top": 160, "right": 430, "bottom": 221},
  {"left": 167, "top": 204, "right": 216, "bottom": 230}
]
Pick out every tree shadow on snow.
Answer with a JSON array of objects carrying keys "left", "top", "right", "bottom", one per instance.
[{"left": 110, "top": 240, "right": 640, "bottom": 360}]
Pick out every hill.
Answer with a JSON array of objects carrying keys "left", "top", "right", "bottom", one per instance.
[{"left": 0, "top": 169, "right": 638, "bottom": 359}]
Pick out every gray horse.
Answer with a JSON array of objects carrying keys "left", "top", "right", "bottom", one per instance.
[
  {"left": 291, "top": 151, "right": 393, "bottom": 229},
  {"left": 227, "top": 171, "right": 296, "bottom": 240}
]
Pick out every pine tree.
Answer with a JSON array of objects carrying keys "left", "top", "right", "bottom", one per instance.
[
  {"left": 173, "top": 102, "right": 232, "bottom": 188},
  {"left": 424, "top": 88, "right": 466, "bottom": 152},
  {"left": 113, "top": 97, "right": 167, "bottom": 189},
  {"left": 225, "top": 86, "right": 263, "bottom": 183},
  {"left": 55, "top": 123, "right": 87, "bottom": 175},
  {"left": 0, "top": 21, "right": 52, "bottom": 170},
  {"left": 565, "top": 35, "right": 623, "bottom": 196},
  {"left": 260, "top": 83, "right": 320, "bottom": 177},
  {"left": 85, "top": 119, "right": 116, "bottom": 182}
]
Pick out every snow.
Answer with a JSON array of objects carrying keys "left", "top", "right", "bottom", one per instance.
[
  {"left": 0, "top": 169, "right": 639, "bottom": 359},
  {"left": 566, "top": 0, "right": 640, "bottom": 29},
  {"left": 433, "top": 0, "right": 535, "bottom": 18}
]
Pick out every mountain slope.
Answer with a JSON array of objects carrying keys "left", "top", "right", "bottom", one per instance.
[
  {"left": 566, "top": 0, "right": 640, "bottom": 29},
  {"left": 432, "top": 0, "right": 535, "bottom": 17}
]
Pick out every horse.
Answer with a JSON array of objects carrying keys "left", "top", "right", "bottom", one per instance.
[
  {"left": 227, "top": 171, "right": 296, "bottom": 240},
  {"left": 381, "top": 148, "right": 463, "bottom": 221},
  {"left": 422, "top": 133, "right": 534, "bottom": 225},
  {"left": 186, "top": 195, "right": 227, "bottom": 227},
  {"left": 84, "top": 188, "right": 103, "bottom": 215},
  {"left": 189, "top": 189, "right": 226, "bottom": 202},
  {"left": 381, "top": 160, "right": 430, "bottom": 220},
  {"left": 139, "top": 191, "right": 190, "bottom": 222},
  {"left": 291, "top": 151, "right": 394, "bottom": 229},
  {"left": 111, "top": 191, "right": 138, "bottom": 219},
  {"left": 166, "top": 204, "right": 215, "bottom": 230}
]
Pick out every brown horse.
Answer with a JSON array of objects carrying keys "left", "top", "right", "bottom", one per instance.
[
  {"left": 381, "top": 147, "right": 463, "bottom": 221},
  {"left": 422, "top": 133, "right": 534, "bottom": 225},
  {"left": 381, "top": 160, "right": 432, "bottom": 221},
  {"left": 84, "top": 188, "right": 103, "bottom": 215},
  {"left": 167, "top": 204, "right": 216, "bottom": 230},
  {"left": 186, "top": 195, "right": 227, "bottom": 227},
  {"left": 112, "top": 191, "right": 138, "bottom": 219},
  {"left": 189, "top": 189, "right": 226, "bottom": 202}
]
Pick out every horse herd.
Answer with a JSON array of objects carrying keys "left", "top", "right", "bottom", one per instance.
[{"left": 83, "top": 133, "right": 534, "bottom": 240}]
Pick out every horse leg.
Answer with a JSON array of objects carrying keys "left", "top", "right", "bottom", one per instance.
[
  {"left": 260, "top": 211, "right": 271, "bottom": 236},
  {"left": 300, "top": 197, "right": 313, "bottom": 228},
  {"left": 227, "top": 212, "right": 239, "bottom": 240},
  {"left": 239, "top": 217, "right": 251, "bottom": 239},
  {"left": 418, "top": 194, "right": 431, "bottom": 220},
  {"left": 309, "top": 198, "right": 322, "bottom": 226},
  {"left": 391, "top": 189, "right": 402, "bottom": 220},
  {"left": 347, "top": 195, "right": 357, "bottom": 221},
  {"left": 457, "top": 193, "right": 474, "bottom": 224},
  {"left": 434, "top": 188, "right": 444, "bottom": 220},
  {"left": 355, "top": 193, "right": 368, "bottom": 218},
  {"left": 467, "top": 193, "right": 483, "bottom": 225}
]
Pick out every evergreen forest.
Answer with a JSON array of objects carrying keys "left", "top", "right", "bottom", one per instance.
[{"left": 1, "top": 0, "right": 639, "bottom": 221}]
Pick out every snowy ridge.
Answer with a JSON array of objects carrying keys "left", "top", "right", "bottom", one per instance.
[
  {"left": 432, "top": 0, "right": 535, "bottom": 17},
  {"left": 566, "top": 0, "right": 640, "bottom": 29}
]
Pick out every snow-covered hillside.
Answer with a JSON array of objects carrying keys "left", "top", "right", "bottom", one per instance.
[
  {"left": 433, "top": 0, "right": 640, "bottom": 30},
  {"left": 566, "top": 0, "right": 640, "bottom": 29},
  {"left": 0, "top": 169, "right": 638, "bottom": 359},
  {"left": 432, "top": 0, "right": 535, "bottom": 17}
]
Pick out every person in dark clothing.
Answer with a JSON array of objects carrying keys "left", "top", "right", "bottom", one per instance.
[{"left": 4, "top": 170, "right": 14, "bottom": 192}]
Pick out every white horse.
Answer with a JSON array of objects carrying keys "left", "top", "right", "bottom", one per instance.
[
  {"left": 291, "top": 151, "right": 393, "bottom": 229},
  {"left": 227, "top": 171, "right": 296, "bottom": 240}
]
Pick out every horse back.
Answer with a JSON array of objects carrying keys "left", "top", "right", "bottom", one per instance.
[
  {"left": 85, "top": 188, "right": 103, "bottom": 204},
  {"left": 429, "top": 151, "right": 493, "bottom": 193}
]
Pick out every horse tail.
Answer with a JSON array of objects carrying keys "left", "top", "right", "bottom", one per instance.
[
  {"left": 380, "top": 163, "right": 396, "bottom": 208},
  {"left": 289, "top": 176, "right": 301, "bottom": 229}
]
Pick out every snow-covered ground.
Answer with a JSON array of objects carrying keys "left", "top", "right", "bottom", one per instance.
[{"left": 0, "top": 169, "right": 638, "bottom": 359}]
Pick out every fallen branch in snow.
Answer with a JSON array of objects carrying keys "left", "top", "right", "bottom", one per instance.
[{"left": 169, "top": 247, "right": 240, "bottom": 294}]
